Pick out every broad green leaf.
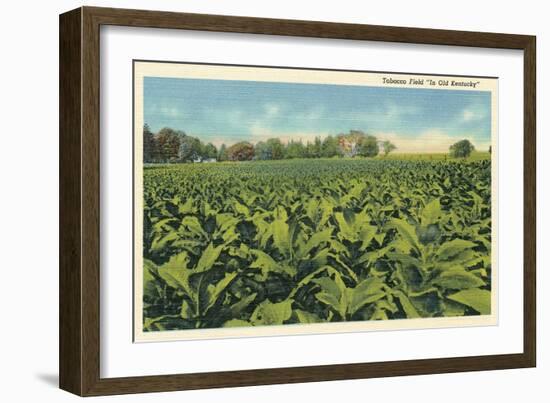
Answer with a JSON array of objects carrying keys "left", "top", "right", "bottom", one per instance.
[
  {"left": 314, "top": 277, "right": 342, "bottom": 301},
  {"left": 178, "top": 198, "right": 195, "bottom": 214},
  {"left": 421, "top": 199, "right": 443, "bottom": 225},
  {"left": 143, "top": 259, "right": 157, "bottom": 282},
  {"left": 194, "top": 242, "right": 224, "bottom": 273},
  {"left": 205, "top": 272, "right": 238, "bottom": 312},
  {"left": 348, "top": 277, "right": 386, "bottom": 315},
  {"left": 152, "top": 217, "right": 178, "bottom": 232},
  {"left": 300, "top": 228, "right": 333, "bottom": 257},
  {"left": 215, "top": 213, "right": 240, "bottom": 233},
  {"left": 157, "top": 251, "right": 192, "bottom": 295},
  {"left": 233, "top": 200, "right": 250, "bottom": 216},
  {"left": 251, "top": 299, "right": 293, "bottom": 326},
  {"left": 392, "top": 290, "right": 420, "bottom": 318},
  {"left": 249, "top": 249, "right": 295, "bottom": 278},
  {"left": 432, "top": 268, "right": 485, "bottom": 290},
  {"left": 150, "top": 232, "right": 179, "bottom": 252},
  {"left": 223, "top": 319, "right": 252, "bottom": 328},
  {"left": 437, "top": 239, "right": 477, "bottom": 261},
  {"left": 442, "top": 299, "right": 466, "bottom": 317},
  {"left": 334, "top": 212, "right": 356, "bottom": 242},
  {"left": 358, "top": 225, "right": 377, "bottom": 251},
  {"left": 143, "top": 259, "right": 159, "bottom": 299},
  {"left": 315, "top": 292, "right": 342, "bottom": 314},
  {"left": 229, "top": 292, "right": 257, "bottom": 317},
  {"left": 308, "top": 248, "right": 330, "bottom": 270},
  {"left": 180, "top": 216, "right": 207, "bottom": 238},
  {"left": 390, "top": 218, "right": 420, "bottom": 253},
  {"left": 386, "top": 252, "right": 422, "bottom": 269},
  {"left": 180, "top": 299, "right": 193, "bottom": 319},
  {"left": 272, "top": 218, "right": 291, "bottom": 257},
  {"left": 294, "top": 309, "right": 321, "bottom": 324},
  {"left": 448, "top": 288, "right": 491, "bottom": 315}
]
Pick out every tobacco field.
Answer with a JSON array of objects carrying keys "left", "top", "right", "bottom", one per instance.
[{"left": 141, "top": 158, "right": 492, "bottom": 331}]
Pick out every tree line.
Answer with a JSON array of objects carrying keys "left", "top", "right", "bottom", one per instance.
[{"left": 143, "top": 125, "right": 398, "bottom": 163}]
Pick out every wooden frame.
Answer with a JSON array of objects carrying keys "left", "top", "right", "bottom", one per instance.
[{"left": 59, "top": 6, "right": 536, "bottom": 396}]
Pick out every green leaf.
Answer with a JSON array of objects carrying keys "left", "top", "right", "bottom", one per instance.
[
  {"left": 205, "top": 272, "right": 238, "bottom": 312},
  {"left": 334, "top": 211, "right": 356, "bottom": 242},
  {"left": 294, "top": 309, "right": 321, "bottom": 324},
  {"left": 386, "top": 252, "right": 422, "bottom": 269},
  {"left": 178, "top": 198, "right": 195, "bottom": 215},
  {"left": 143, "top": 259, "right": 160, "bottom": 299},
  {"left": 194, "top": 242, "right": 224, "bottom": 273},
  {"left": 150, "top": 232, "right": 179, "bottom": 252},
  {"left": 223, "top": 319, "right": 252, "bottom": 328},
  {"left": 157, "top": 251, "right": 192, "bottom": 294},
  {"left": 251, "top": 299, "right": 293, "bottom": 326},
  {"left": 180, "top": 299, "right": 194, "bottom": 319},
  {"left": 229, "top": 292, "right": 257, "bottom": 317},
  {"left": 271, "top": 218, "right": 291, "bottom": 257},
  {"left": 432, "top": 268, "right": 485, "bottom": 290},
  {"left": 314, "top": 275, "right": 348, "bottom": 318},
  {"left": 215, "top": 213, "right": 240, "bottom": 234},
  {"left": 442, "top": 299, "right": 466, "bottom": 317},
  {"left": 315, "top": 292, "right": 342, "bottom": 314},
  {"left": 392, "top": 290, "right": 420, "bottom": 318},
  {"left": 249, "top": 249, "right": 295, "bottom": 279},
  {"left": 447, "top": 288, "right": 491, "bottom": 315},
  {"left": 437, "top": 239, "right": 476, "bottom": 261},
  {"left": 390, "top": 218, "right": 420, "bottom": 253},
  {"left": 358, "top": 225, "right": 377, "bottom": 251},
  {"left": 233, "top": 200, "right": 250, "bottom": 216},
  {"left": 421, "top": 199, "right": 443, "bottom": 225},
  {"left": 348, "top": 277, "right": 386, "bottom": 315},
  {"left": 300, "top": 228, "right": 333, "bottom": 257},
  {"left": 180, "top": 216, "right": 207, "bottom": 238}
]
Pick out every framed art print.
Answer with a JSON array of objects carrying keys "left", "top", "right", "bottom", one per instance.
[{"left": 59, "top": 6, "right": 536, "bottom": 396}]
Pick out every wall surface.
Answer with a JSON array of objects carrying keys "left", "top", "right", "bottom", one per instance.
[{"left": 0, "top": 0, "right": 545, "bottom": 402}]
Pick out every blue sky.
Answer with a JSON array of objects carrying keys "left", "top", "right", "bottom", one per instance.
[{"left": 144, "top": 76, "right": 492, "bottom": 153}]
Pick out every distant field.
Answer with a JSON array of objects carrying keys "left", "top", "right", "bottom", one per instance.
[
  {"left": 375, "top": 152, "right": 491, "bottom": 161},
  {"left": 141, "top": 157, "right": 492, "bottom": 332}
]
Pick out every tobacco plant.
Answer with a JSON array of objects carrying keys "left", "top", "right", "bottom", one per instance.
[{"left": 142, "top": 158, "right": 491, "bottom": 331}]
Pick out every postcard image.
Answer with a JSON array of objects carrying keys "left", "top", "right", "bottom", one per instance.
[{"left": 133, "top": 61, "right": 497, "bottom": 342}]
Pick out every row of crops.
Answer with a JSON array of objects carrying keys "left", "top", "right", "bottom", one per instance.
[{"left": 142, "top": 158, "right": 492, "bottom": 331}]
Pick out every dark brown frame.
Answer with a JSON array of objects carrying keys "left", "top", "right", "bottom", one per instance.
[{"left": 59, "top": 6, "right": 536, "bottom": 396}]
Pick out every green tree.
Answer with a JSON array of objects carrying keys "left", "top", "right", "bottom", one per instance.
[
  {"left": 338, "top": 130, "right": 378, "bottom": 157},
  {"left": 285, "top": 140, "right": 306, "bottom": 159},
  {"left": 227, "top": 141, "right": 255, "bottom": 161},
  {"left": 266, "top": 138, "right": 285, "bottom": 160},
  {"left": 203, "top": 143, "right": 218, "bottom": 160},
  {"left": 305, "top": 136, "right": 322, "bottom": 158},
  {"left": 321, "top": 135, "right": 341, "bottom": 158},
  {"left": 449, "top": 139, "right": 475, "bottom": 158},
  {"left": 357, "top": 134, "right": 379, "bottom": 157},
  {"left": 218, "top": 144, "right": 228, "bottom": 161},
  {"left": 178, "top": 135, "right": 202, "bottom": 162},
  {"left": 143, "top": 123, "right": 156, "bottom": 163},
  {"left": 254, "top": 141, "right": 270, "bottom": 160},
  {"left": 155, "top": 127, "right": 181, "bottom": 162},
  {"left": 381, "top": 140, "right": 397, "bottom": 157}
]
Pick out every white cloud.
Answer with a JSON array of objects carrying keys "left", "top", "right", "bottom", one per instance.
[
  {"left": 151, "top": 104, "right": 185, "bottom": 119},
  {"left": 263, "top": 104, "right": 281, "bottom": 118},
  {"left": 462, "top": 110, "right": 475, "bottom": 121},
  {"left": 165, "top": 107, "right": 181, "bottom": 118},
  {"left": 461, "top": 106, "right": 487, "bottom": 122},
  {"left": 385, "top": 102, "right": 420, "bottom": 118}
]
